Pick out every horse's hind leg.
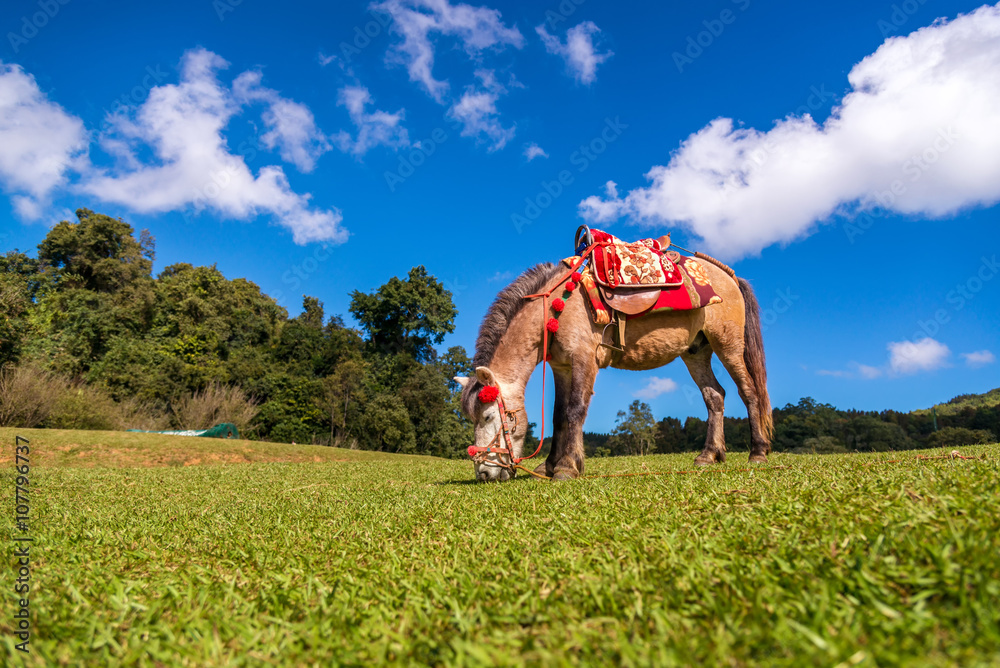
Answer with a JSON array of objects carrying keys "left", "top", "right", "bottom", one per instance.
[
  {"left": 711, "top": 339, "right": 771, "bottom": 463},
  {"left": 682, "top": 340, "right": 727, "bottom": 465}
]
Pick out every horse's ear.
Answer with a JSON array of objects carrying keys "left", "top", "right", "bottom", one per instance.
[
  {"left": 475, "top": 366, "right": 497, "bottom": 386},
  {"left": 454, "top": 376, "right": 470, "bottom": 388}
]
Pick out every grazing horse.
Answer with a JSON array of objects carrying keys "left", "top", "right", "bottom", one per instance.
[{"left": 455, "top": 255, "right": 772, "bottom": 482}]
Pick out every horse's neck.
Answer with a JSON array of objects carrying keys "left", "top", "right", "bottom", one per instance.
[{"left": 491, "top": 300, "right": 544, "bottom": 398}]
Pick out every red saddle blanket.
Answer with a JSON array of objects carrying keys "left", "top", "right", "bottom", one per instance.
[{"left": 578, "top": 229, "right": 724, "bottom": 322}]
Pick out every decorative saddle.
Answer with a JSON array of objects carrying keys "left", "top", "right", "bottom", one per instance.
[{"left": 571, "top": 227, "right": 724, "bottom": 326}]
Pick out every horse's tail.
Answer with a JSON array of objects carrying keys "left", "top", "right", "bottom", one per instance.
[{"left": 737, "top": 277, "right": 773, "bottom": 441}]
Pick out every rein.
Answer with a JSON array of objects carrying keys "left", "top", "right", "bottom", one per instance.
[{"left": 467, "top": 244, "right": 599, "bottom": 475}]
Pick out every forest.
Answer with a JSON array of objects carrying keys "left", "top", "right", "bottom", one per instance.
[{"left": 1, "top": 210, "right": 996, "bottom": 457}]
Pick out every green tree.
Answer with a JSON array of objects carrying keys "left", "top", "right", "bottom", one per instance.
[
  {"left": 360, "top": 394, "right": 417, "bottom": 453},
  {"left": 0, "top": 251, "right": 39, "bottom": 367},
  {"left": 38, "top": 209, "right": 154, "bottom": 293},
  {"left": 316, "top": 357, "right": 367, "bottom": 445},
  {"left": 608, "top": 400, "right": 657, "bottom": 456},
  {"left": 349, "top": 266, "right": 456, "bottom": 361},
  {"left": 926, "top": 427, "right": 996, "bottom": 448}
]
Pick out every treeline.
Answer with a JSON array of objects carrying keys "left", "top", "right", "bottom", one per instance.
[
  {"left": 0, "top": 209, "right": 472, "bottom": 456},
  {"left": 585, "top": 395, "right": 999, "bottom": 457}
]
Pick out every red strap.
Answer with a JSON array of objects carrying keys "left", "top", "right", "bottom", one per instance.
[{"left": 516, "top": 245, "right": 597, "bottom": 465}]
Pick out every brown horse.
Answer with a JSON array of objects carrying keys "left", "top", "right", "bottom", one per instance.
[{"left": 456, "top": 253, "right": 772, "bottom": 482}]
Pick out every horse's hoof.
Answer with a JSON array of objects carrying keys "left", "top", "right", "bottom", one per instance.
[
  {"left": 693, "top": 457, "right": 714, "bottom": 467},
  {"left": 533, "top": 462, "right": 552, "bottom": 478},
  {"left": 551, "top": 469, "right": 578, "bottom": 481},
  {"left": 748, "top": 454, "right": 768, "bottom": 464}
]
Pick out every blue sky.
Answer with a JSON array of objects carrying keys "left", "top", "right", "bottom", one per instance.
[{"left": 1, "top": 0, "right": 998, "bottom": 433}]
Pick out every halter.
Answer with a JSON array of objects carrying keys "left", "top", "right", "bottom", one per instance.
[
  {"left": 466, "top": 385, "right": 522, "bottom": 473},
  {"left": 467, "top": 232, "right": 600, "bottom": 477}
]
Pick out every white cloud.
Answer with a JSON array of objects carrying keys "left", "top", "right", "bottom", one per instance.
[
  {"left": 334, "top": 85, "right": 410, "bottom": 156},
  {"left": 888, "top": 338, "right": 951, "bottom": 375},
  {"left": 371, "top": 0, "right": 523, "bottom": 102},
  {"left": 817, "top": 362, "right": 884, "bottom": 379},
  {"left": 536, "top": 21, "right": 613, "bottom": 85},
  {"left": 580, "top": 4, "right": 1000, "bottom": 258},
  {"left": 487, "top": 270, "right": 513, "bottom": 283},
  {"left": 856, "top": 363, "right": 883, "bottom": 379},
  {"left": 962, "top": 349, "right": 996, "bottom": 368},
  {"left": 83, "top": 48, "right": 346, "bottom": 245},
  {"left": 447, "top": 71, "right": 515, "bottom": 151},
  {"left": 0, "top": 62, "right": 88, "bottom": 218},
  {"left": 634, "top": 377, "right": 679, "bottom": 399},
  {"left": 523, "top": 143, "right": 548, "bottom": 161},
  {"left": 233, "top": 71, "right": 331, "bottom": 172}
]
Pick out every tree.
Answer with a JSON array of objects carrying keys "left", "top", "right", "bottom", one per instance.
[
  {"left": 926, "top": 427, "right": 996, "bottom": 448},
  {"left": 655, "top": 416, "right": 686, "bottom": 453},
  {"left": 316, "top": 358, "right": 367, "bottom": 446},
  {"left": 608, "top": 400, "right": 657, "bottom": 456},
  {"left": 38, "top": 209, "right": 154, "bottom": 293},
  {"left": 349, "top": 266, "right": 456, "bottom": 361},
  {"left": 0, "top": 252, "right": 38, "bottom": 367},
  {"left": 360, "top": 394, "right": 416, "bottom": 453}
]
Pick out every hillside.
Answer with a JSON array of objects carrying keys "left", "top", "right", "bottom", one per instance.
[{"left": 914, "top": 387, "right": 1000, "bottom": 416}]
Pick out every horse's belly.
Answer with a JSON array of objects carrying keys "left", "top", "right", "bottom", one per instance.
[{"left": 610, "top": 311, "right": 703, "bottom": 370}]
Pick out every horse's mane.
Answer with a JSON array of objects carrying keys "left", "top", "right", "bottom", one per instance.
[{"left": 461, "top": 262, "right": 561, "bottom": 415}]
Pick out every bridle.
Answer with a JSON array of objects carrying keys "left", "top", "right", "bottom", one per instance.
[
  {"left": 466, "top": 385, "right": 524, "bottom": 473},
  {"left": 467, "top": 228, "right": 599, "bottom": 477}
]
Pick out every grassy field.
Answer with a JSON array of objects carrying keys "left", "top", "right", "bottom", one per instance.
[{"left": 2, "top": 428, "right": 999, "bottom": 666}]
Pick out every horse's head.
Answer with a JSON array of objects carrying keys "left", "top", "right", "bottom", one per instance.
[{"left": 456, "top": 367, "right": 527, "bottom": 483}]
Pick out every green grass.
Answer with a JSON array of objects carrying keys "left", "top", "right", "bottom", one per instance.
[{"left": 2, "top": 429, "right": 999, "bottom": 666}]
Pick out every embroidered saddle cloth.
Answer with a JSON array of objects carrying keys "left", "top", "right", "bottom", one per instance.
[
  {"left": 572, "top": 228, "right": 724, "bottom": 324},
  {"left": 590, "top": 229, "right": 683, "bottom": 288}
]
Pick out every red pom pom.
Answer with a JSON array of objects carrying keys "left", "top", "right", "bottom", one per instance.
[
  {"left": 467, "top": 446, "right": 478, "bottom": 458},
  {"left": 571, "top": 271, "right": 582, "bottom": 282},
  {"left": 546, "top": 318, "right": 560, "bottom": 333},
  {"left": 565, "top": 281, "right": 577, "bottom": 292},
  {"left": 478, "top": 385, "right": 499, "bottom": 403},
  {"left": 552, "top": 298, "right": 565, "bottom": 312},
  {"left": 545, "top": 352, "right": 553, "bottom": 361}
]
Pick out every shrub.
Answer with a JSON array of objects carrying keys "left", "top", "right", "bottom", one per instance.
[
  {"left": 48, "top": 385, "right": 121, "bottom": 431},
  {"left": 926, "top": 427, "right": 996, "bottom": 448},
  {"left": 171, "top": 382, "right": 259, "bottom": 434},
  {"left": 801, "top": 435, "right": 848, "bottom": 454},
  {"left": 0, "top": 364, "right": 67, "bottom": 427},
  {"left": 116, "top": 395, "right": 171, "bottom": 431}
]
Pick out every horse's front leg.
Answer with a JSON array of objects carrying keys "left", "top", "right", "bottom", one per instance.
[{"left": 540, "top": 360, "right": 597, "bottom": 481}]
